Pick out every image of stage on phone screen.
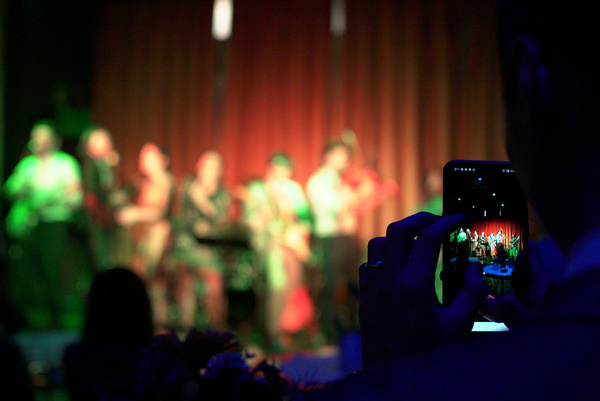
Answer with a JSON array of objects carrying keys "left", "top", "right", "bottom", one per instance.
[{"left": 442, "top": 161, "right": 528, "bottom": 306}]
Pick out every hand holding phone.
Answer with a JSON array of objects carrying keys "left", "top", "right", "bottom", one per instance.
[{"left": 359, "top": 213, "right": 488, "bottom": 368}]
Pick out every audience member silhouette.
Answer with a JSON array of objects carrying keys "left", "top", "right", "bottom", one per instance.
[
  {"left": 63, "top": 268, "right": 190, "bottom": 401},
  {"left": 302, "top": 1, "right": 600, "bottom": 399},
  {"left": 0, "top": 258, "right": 34, "bottom": 401},
  {"left": 0, "top": 337, "right": 34, "bottom": 401}
]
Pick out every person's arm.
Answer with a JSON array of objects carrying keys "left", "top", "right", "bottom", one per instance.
[
  {"left": 116, "top": 175, "right": 172, "bottom": 226},
  {"left": 188, "top": 183, "right": 224, "bottom": 220},
  {"left": 359, "top": 212, "right": 489, "bottom": 368},
  {"left": 63, "top": 156, "right": 84, "bottom": 209},
  {"left": 4, "top": 159, "right": 30, "bottom": 199}
]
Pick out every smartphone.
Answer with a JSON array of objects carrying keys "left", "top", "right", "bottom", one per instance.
[{"left": 442, "top": 160, "right": 528, "bottom": 311}]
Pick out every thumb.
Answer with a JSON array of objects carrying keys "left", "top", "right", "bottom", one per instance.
[
  {"left": 443, "top": 263, "right": 489, "bottom": 334},
  {"left": 480, "top": 293, "right": 532, "bottom": 330}
]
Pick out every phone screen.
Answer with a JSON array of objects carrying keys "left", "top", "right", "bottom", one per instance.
[{"left": 442, "top": 160, "right": 528, "bottom": 309}]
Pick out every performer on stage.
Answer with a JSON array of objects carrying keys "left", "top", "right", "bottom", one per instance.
[
  {"left": 115, "top": 143, "right": 174, "bottom": 327},
  {"left": 4, "top": 121, "right": 85, "bottom": 329},
  {"left": 170, "top": 150, "right": 230, "bottom": 330},
  {"left": 509, "top": 235, "right": 520, "bottom": 260},
  {"left": 479, "top": 231, "right": 488, "bottom": 258},
  {"left": 496, "top": 228, "right": 506, "bottom": 249},
  {"left": 244, "top": 153, "right": 313, "bottom": 348},
  {"left": 472, "top": 230, "right": 480, "bottom": 257},
  {"left": 308, "top": 136, "right": 397, "bottom": 342},
  {"left": 78, "top": 127, "right": 122, "bottom": 269},
  {"left": 488, "top": 231, "right": 497, "bottom": 258},
  {"left": 307, "top": 141, "right": 362, "bottom": 342}
]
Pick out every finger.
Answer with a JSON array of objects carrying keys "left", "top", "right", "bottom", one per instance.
[
  {"left": 384, "top": 212, "right": 441, "bottom": 276},
  {"left": 361, "top": 237, "right": 386, "bottom": 299},
  {"left": 444, "top": 262, "right": 489, "bottom": 332},
  {"left": 358, "top": 262, "right": 368, "bottom": 305},
  {"left": 367, "top": 237, "right": 386, "bottom": 265},
  {"left": 526, "top": 240, "right": 549, "bottom": 308},
  {"left": 402, "top": 213, "right": 465, "bottom": 288},
  {"left": 480, "top": 294, "right": 531, "bottom": 329}
]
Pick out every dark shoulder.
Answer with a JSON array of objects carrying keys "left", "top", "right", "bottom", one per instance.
[{"left": 304, "top": 323, "right": 600, "bottom": 400}]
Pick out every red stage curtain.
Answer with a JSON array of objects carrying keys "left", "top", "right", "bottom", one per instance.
[
  {"left": 93, "top": 0, "right": 217, "bottom": 179},
  {"left": 92, "top": 0, "right": 505, "bottom": 242}
]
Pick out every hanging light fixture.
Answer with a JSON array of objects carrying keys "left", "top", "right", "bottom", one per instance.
[
  {"left": 212, "top": 0, "right": 233, "bottom": 41},
  {"left": 330, "top": 0, "right": 346, "bottom": 37}
]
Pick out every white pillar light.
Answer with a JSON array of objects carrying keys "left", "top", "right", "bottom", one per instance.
[
  {"left": 212, "top": 0, "right": 233, "bottom": 41},
  {"left": 330, "top": 0, "right": 346, "bottom": 37}
]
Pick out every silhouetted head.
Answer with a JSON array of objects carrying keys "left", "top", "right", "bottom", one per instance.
[
  {"left": 497, "top": 1, "right": 600, "bottom": 253},
  {"left": 82, "top": 268, "right": 153, "bottom": 348}
]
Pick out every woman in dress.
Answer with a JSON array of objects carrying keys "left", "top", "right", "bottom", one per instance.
[{"left": 170, "top": 150, "right": 230, "bottom": 330}]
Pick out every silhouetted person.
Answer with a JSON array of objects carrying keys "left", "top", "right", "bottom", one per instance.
[
  {"left": 1, "top": 258, "right": 33, "bottom": 401},
  {"left": 302, "top": 1, "right": 600, "bottom": 400},
  {"left": 64, "top": 268, "right": 190, "bottom": 401},
  {"left": 0, "top": 338, "right": 34, "bottom": 401},
  {"left": 64, "top": 268, "right": 152, "bottom": 400}
]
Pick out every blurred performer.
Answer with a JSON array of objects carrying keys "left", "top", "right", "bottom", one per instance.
[
  {"left": 171, "top": 150, "right": 230, "bottom": 330},
  {"left": 419, "top": 169, "right": 443, "bottom": 215},
  {"left": 307, "top": 141, "right": 365, "bottom": 342},
  {"left": 115, "top": 143, "right": 173, "bottom": 326},
  {"left": 4, "top": 121, "right": 84, "bottom": 329},
  {"left": 78, "top": 127, "right": 121, "bottom": 269},
  {"left": 244, "top": 153, "right": 313, "bottom": 348}
]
